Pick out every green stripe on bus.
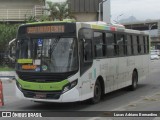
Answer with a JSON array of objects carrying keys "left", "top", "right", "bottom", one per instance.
[
  {"left": 17, "top": 79, "right": 69, "bottom": 91},
  {"left": 17, "top": 59, "right": 33, "bottom": 64}
]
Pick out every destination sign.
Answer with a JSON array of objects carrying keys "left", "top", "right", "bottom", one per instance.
[{"left": 27, "top": 25, "right": 65, "bottom": 34}]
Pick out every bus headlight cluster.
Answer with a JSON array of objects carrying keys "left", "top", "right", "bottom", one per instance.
[{"left": 62, "top": 79, "right": 78, "bottom": 93}]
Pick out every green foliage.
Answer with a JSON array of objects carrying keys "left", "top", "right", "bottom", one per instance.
[
  {"left": 0, "top": 66, "right": 14, "bottom": 71},
  {"left": 38, "top": 0, "right": 45, "bottom": 5},
  {"left": 39, "top": 15, "right": 50, "bottom": 21},
  {"left": 25, "top": 0, "right": 76, "bottom": 23},
  {"left": 46, "top": 0, "right": 76, "bottom": 21},
  {"left": 25, "top": 15, "right": 51, "bottom": 23},
  {"left": 25, "top": 16, "right": 37, "bottom": 23},
  {"left": 0, "top": 23, "right": 19, "bottom": 50}
]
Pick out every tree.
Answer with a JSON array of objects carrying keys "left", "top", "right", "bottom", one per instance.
[
  {"left": 0, "top": 23, "right": 18, "bottom": 51},
  {"left": 25, "top": 16, "right": 37, "bottom": 23},
  {"left": 46, "top": 0, "right": 76, "bottom": 21},
  {"left": 38, "top": 0, "right": 45, "bottom": 5}
]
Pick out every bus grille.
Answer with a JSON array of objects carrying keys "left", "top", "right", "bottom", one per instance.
[{"left": 16, "top": 71, "right": 76, "bottom": 82}]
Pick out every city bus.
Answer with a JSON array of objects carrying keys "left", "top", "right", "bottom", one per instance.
[{"left": 9, "top": 20, "right": 150, "bottom": 104}]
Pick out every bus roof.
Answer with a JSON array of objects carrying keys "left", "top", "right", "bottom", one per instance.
[
  {"left": 79, "top": 21, "right": 149, "bottom": 35},
  {"left": 22, "top": 20, "right": 149, "bottom": 35},
  {"left": 25, "top": 19, "right": 76, "bottom": 25}
]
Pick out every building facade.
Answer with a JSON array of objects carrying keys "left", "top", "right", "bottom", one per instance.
[
  {"left": 0, "top": 0, "right": 45, "bottom": 22},
  {"left": 0, "top": 0, "right": 111, "bottom": 23},
  {"left": 47, "top": 0, "right": 111, "bottom": 22},
  {"left": 68, "top": 0, "right": 101, "bottom": 22}
]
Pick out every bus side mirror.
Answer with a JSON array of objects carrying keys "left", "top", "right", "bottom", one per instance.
[
  {"left": 79, "top": 28, "right": 93, "bottom": 40},
  {"left": 8, "top": 38, "right": 16, "bottom": 62}
]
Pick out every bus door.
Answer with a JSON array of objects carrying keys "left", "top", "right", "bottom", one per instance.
[
  {"left": 79, "top": 28, "right": 94, "bottom": 100},
  {"left": 116, "top": 34, "right": 127, "bottom": 88}
]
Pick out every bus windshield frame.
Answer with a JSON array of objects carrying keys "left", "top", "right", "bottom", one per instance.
[
  {"left": 16, "top": 23, "right": 78, "bottom": 74},
  {"left": 16, "top": 36, "right": 79, "bottom": 73}
]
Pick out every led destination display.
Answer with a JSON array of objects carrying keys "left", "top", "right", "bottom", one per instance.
[{"left": 27, "top": 25, "right": 65, "bottom": 34}]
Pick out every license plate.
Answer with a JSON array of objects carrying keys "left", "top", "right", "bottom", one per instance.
[{"left": 34, "top": 93, "right": 46, "bottom": 99}]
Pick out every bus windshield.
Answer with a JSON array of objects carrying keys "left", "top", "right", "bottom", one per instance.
[{"left": 17, "top": 37, "right": 78, "bottom": 73}]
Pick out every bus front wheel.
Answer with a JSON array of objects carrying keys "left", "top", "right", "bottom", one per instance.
[{"left": 89, "top": 80, "right": 102, "bottom": 104}]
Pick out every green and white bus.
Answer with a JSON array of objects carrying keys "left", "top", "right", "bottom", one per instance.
[{"left": 10, "top": 20, "right": 150, "bottom": 103}]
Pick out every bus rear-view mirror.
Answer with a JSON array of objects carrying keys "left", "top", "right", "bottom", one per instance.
[{"left": 79, "top": 28, "right": 93, "bottom": 40}]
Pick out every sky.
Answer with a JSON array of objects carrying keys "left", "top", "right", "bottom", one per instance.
[{"left": 111, "top": 0, "right": 160, "bottom": 21}]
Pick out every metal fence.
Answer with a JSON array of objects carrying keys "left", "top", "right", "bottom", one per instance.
[{"left": 0, "top": 5, "right": 44, "bottom": 21}]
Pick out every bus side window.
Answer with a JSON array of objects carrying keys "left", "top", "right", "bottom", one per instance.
[
  {"left": 94, "top": 32, "right": 103, "bottom": 58},
  {"left": 127, "top": 35, "right": 132, "bottom": 55},
  {"left": 139, "top": 36, "right": 144, "bottom": 54},
  {"left": 146, "top": 36, "right": 149, "bottom": 53},
  {"left": 143, "top": 36, "right": 147, "bottom": 54},
  {"left": 137, "top": 36, "right": 141, "bottom": 54},
  {"left": 114, "top": 34, "right": 119, "bottom": 56},
  {"left": 116, "top": 33, "right": 125, "bottom": 56},
  {"left": 133, "top": 36, "right": 138, "bottom": 55},
  {"left": 106, "top": 32, "right": 115, "bottom": 57},
  {"left": 83, "top": 39, "right": 92, "bottom": 62}
]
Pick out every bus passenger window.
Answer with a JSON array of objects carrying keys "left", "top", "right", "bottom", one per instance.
[
  {"left": 137, "top": 36, "right": 141, "bottom": 54},
  {"left": 106, "top": 33, "right": 115, "bottom": 57},
  {"left": 94, "top": 32, "right": 103, "bottom": 58},
  {"left": 139, "top": 36, "right": 144, "bottom": 54},
  {"left": 146, "top": 36, "right": 149, "bottom": 53},
  {"left": 127, "top": 35, "right": 132, "bottom": 55},
  {"left": 143, "top": 36, "right": 147, "bottom": 54},
  {"left": 133, "top": 36, "right": 138, "bottom": 55},
  {"left": 116, "top": 34, "right": 125, "bottom": 56}
]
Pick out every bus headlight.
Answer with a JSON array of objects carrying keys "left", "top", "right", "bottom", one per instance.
[{"left": 62, "top": 79, "right": 78, "bottom": 93}]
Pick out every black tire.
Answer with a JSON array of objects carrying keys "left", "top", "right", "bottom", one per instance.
[
  {"left": 89, "top": 80, "right": 102, "bottom": 104},
  {"left": 129, "top": 71, "right": 138, "bottom": 91}
]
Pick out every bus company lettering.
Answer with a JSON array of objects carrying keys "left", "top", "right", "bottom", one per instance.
[
  {"left": 12, "top": 112, "right": 42, "bottom": 117},
  {"left": 27, "top": 25, "right": 65, "bottom": 34}
]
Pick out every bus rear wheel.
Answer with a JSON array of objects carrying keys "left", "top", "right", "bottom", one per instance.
[
  {"left": 89, "top": 80, "right": 101, "bottom": 104},
  {"left": 129, "top": 71, "right": 138, "bottom": 91}
]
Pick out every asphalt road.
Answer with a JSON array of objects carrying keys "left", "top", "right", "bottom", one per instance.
[{"left": 1, "top": 60, "right": 160, "bottom": 120}]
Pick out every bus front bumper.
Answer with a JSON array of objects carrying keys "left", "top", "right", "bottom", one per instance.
[{"left": 16, "top": 85, "right": 80, "bottom": 103}]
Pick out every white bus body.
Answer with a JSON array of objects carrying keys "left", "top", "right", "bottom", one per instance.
[{"left": 15, "top": 21, "right": 150, "bottom": 103}]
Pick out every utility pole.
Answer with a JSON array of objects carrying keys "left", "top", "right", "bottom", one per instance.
[{"left": 98, "top": 0, "right": 108, "bottom": 21}]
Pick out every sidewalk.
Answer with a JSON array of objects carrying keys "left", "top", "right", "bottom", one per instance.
[
  {"left": 113, "top": 91, "right": 160, "bottom": 111},
  {"left": 87, "top": 92, "right": 160, "bottom": 120}
]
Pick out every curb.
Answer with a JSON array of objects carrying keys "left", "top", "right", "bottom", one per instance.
[
  {"left": 0, "top": 71, "right": 16, "bottom": 83},
  {"left": 0, "top": 71, "right": 15, "bottom": 76}
]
